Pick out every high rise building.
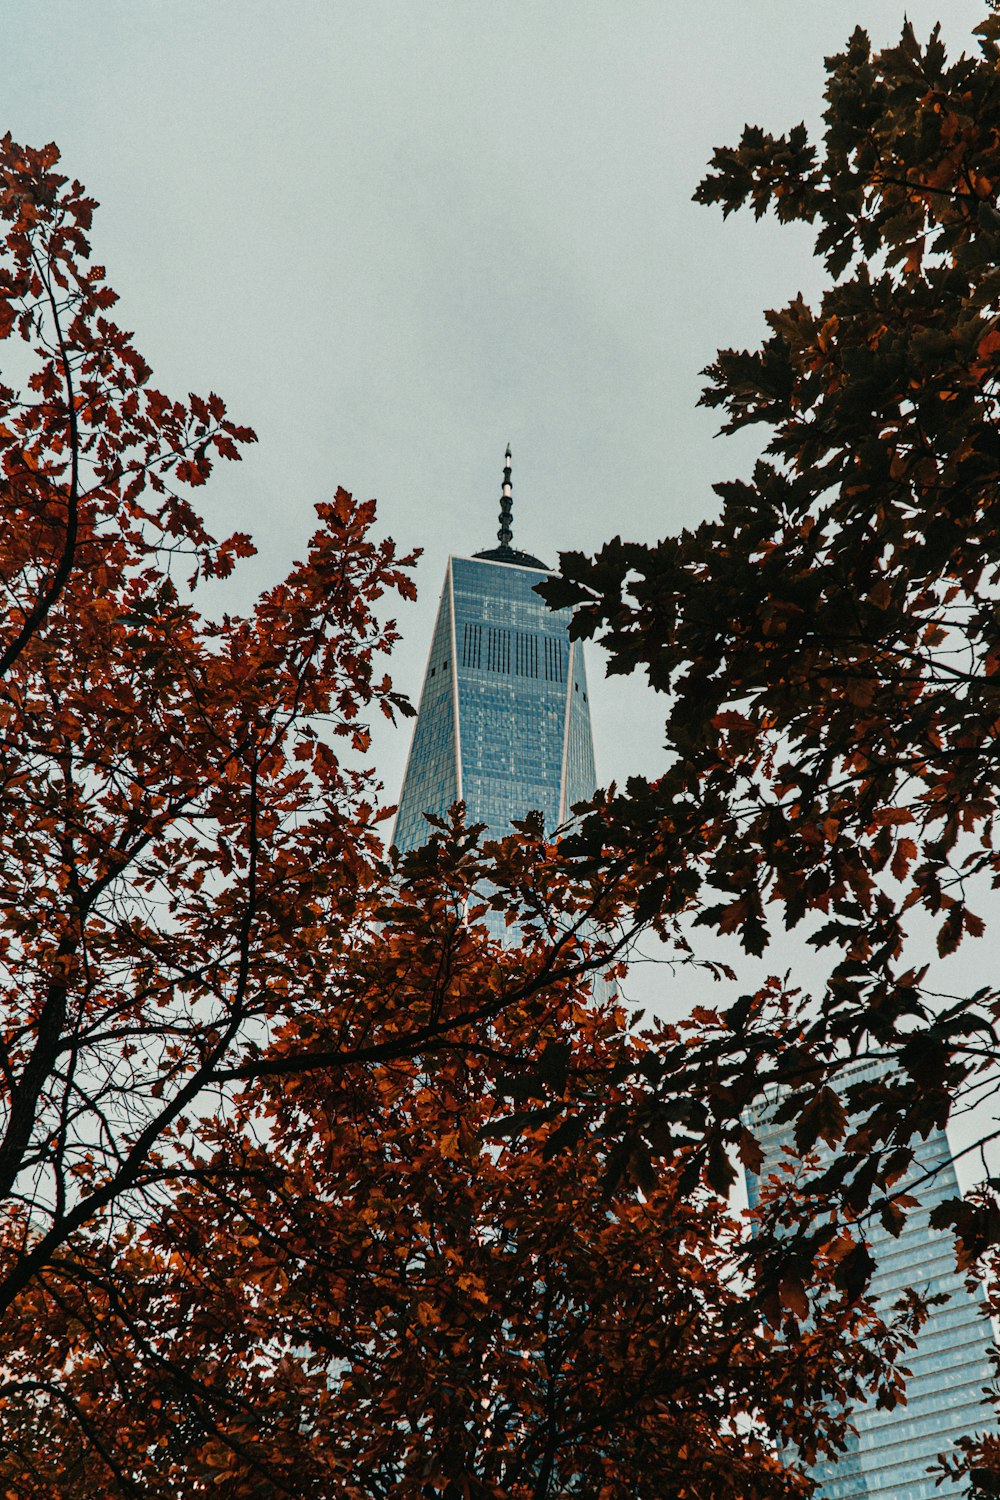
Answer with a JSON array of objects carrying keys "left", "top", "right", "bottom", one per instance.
[
  {"left": 394, "top": 455, "right": 998, "bottom": 1495},
  {"left": 394, "top": 449, "right": 596, "bottom": 856},
  {"left": 748, "top": 1061, "right": 997, "bottom": 1499}
]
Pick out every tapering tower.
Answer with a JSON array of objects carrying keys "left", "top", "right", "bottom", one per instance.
[{"left": 393, "top": 449, "right": 596, "bottom": 852}]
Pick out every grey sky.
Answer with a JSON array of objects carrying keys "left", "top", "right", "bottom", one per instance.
[
  {"left": 2, "top": 4, "right": 993, "bottom": 1103},
  {"left": 1, "top": 3, "right": 983, "bottom": 790}
]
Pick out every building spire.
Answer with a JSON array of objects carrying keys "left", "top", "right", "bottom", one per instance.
[
  {"left": 497, "top": 443, "right": 513, "bottom": 548},
  {"left": 473, "top": 444, "right": 548, "bottom": 570}
]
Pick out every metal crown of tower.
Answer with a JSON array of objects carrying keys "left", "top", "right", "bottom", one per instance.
[{"left": 474, "top": 445, "right": 549, "bottom": 571}]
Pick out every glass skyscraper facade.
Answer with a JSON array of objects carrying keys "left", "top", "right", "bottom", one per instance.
[
  {"left": 748, "top": 1062, "right": 997, "bottom": 1497},
  {"left": 393, "top": 488, "right": 596, "bottom": 854},
  {"left": 394, "top": 458, "right": 997, "bottom": 1494}
]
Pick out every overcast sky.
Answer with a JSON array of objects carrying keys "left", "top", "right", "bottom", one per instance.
[
  {"left": 3, "top": 4, "right": 994, "bottom": 1122},
  {"left": 2, "top": 1, "right": 984, "bottom": 786}
]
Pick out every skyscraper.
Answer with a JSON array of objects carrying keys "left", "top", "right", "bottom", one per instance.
[
  {"left": 748, "top": 1061, "right": 997, "bottom": 1498},
  {"left": 394, "top": 449, "right": 596, "bottom": 855},
  {"left": 394, "top": 454, "right": 998, "bottom": 1494}
]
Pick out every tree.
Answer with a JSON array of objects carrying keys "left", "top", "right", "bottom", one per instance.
[
  {"left": 0, "top": 129, "right": 427, "bottom": 1313},
  {"left": 541, "top": 6, "right": 1000, "bottom": 1486},
  {"left": 0, "top": 133, "right": 909, "bottom": 1495},
  {"left": 0, "top": 862, "right": 908, "bottom": 1498}
]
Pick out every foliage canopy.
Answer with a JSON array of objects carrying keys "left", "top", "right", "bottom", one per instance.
[
  {"left": 12, "top": 6, "right": 1000, "bottom": 1488},
  {"left": 542, "top": 10, "right": 1000, "bottom": 1490},
  {"left": 0, "top": 134, "right": 902, "bottom": 1497}
]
